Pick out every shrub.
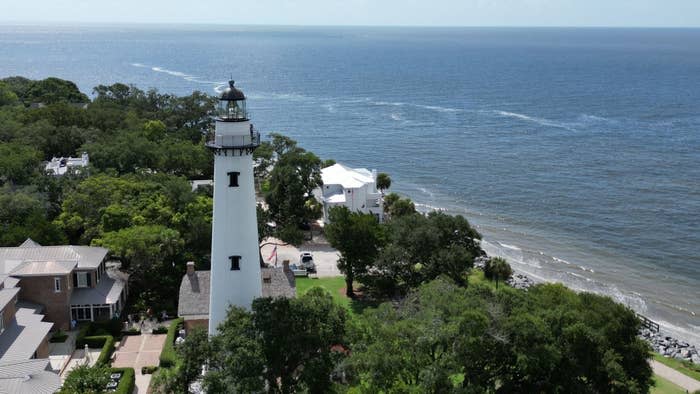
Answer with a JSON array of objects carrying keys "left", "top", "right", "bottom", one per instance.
[
  {"left": 77, "top": 335, "right": 115, "bottom": 366},
  {"left": 110, "top": 367, "right": 135, "bottom": 394},
  {"left": 159, "top": 317, "right": 183, "bottom": 367},
  {"left": 121, "top": 328, "right": 141, "bottom": 336},
  {"left": 95, "top": 335, "right": 116, "bottom": 366},
  {"left": 141, "top": 365, "right": 159, "bottom": 374},
  {"left": 50, "top": 330, "right": 69, "bottom": 343},
  {"left": 75, "top": 323, "right": 91, "bottom": 347},
  {"left": 152, "top": 326, "right": 168, "bottom": 334}
]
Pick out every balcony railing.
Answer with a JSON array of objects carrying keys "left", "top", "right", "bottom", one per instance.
[{"left": 207, "top": 131, "right": 260, "bottom": 149}]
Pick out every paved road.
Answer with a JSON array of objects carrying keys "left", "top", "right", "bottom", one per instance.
[
  {"left": 651, "top": 360, "right": 700, "bottom": 392},
  {"left": 261, "top": 236, "right": 342, "bottom": 277}
]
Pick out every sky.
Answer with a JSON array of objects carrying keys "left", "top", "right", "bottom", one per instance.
[{"left": 2, "top": 0, "right": 700, "bottom": 27}]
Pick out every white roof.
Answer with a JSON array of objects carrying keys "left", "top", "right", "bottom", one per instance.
[
  {"left": 0, "top": 308, "right": 53, "bottom": 363},
  {"left": 0, "top": 240, "right": 108, "bottom": 276},
  {"left": 325, "top": 193, "right": 346, "bottom": 204},
  {"left": 0, "top": 359, "right": 61, "bottom": 394},
  {"left": 321, "top": 163, "right": 374, "bottom": 189}
]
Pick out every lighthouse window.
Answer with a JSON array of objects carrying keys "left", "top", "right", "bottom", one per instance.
[
  {"left": 229, "top": 255, "right": 241, "bottom": 271},
  {"left": 227, "top": 171, "right": 240, "bottom": 187}
]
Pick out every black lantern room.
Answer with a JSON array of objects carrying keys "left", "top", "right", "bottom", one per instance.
[{"left": 218, "top": 80, "right": 248, "bottom": 122}]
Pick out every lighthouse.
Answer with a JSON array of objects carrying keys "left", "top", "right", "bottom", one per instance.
[{"left": 207, "top": 80, "right": 262, "bottom": 335}]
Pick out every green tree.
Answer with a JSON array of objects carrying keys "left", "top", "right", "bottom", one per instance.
[
  {"left": 143, "top": 119, "right": 167, "bottom": 141},
  {"left": 0, "top": 187, "right": 66, "bottom": 246},
  {"left": 484, "top": 257, "right": 513, "bottom": 288},
  {"left": 325, "top": 206, "right": 384, "bottom": 298},
  {"left": 382, "top": 192, "right": 416, "bottom": 219},
  {"left": 91, "top": 224, "right": 185, "bottom": 309},
  {"left": 152, "top": 328, "right": 210, "bottom": 394},
  {"left": 365, "top": 212, "right": 480, "bottom": 296},
  {"left": 206, "top": 287, "right": 347, "bottom": 394},
  {"left": 265, "top": 135, "right": 322, "bottom": 245},
  {"left": 375, "top": 172, "right": 391, "bottom": 193},
  {"left": 0, "top": 142, "right": 42, "bottom": 186},
  {"left": 346, "top": 279, "right": 653, "bottom": 393},
  {"left": 0, "top": 82, "right": 19, "bottom": 106},
  {"left": 59, "top": 364, "right": 111, "bottom": 394}
]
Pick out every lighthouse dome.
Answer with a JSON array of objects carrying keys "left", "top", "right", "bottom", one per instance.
[{"left": 220, "top": 80, "right": 246, "bottom": 101}]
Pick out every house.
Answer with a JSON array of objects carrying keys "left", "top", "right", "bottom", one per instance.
[
  {"left": 0, "top": 274, "right": 52, "bottom": 363},
  {"left": 314, "top": 163, "right": 384, "bottom": 223},
  {"left": 0, "top": 239, "right": 128, "bottom": 331},
  {"left": 178, "top": 261, "right": 295, "bottom": 332},
  {"left": 45, "top": 152, "right": 89, "bottom": 176}
]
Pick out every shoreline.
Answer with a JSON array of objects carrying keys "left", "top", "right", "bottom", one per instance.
[{"left": 474, "top": 255, "right": 700, "bottom": 365}]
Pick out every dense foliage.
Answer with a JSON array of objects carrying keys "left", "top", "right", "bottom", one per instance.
[
  {"left": 59, "top": 364, "right": 111, "bottom": 394},
  {"left": 205, "top": 287, "right": 347, "bottom": 393},
  {"left": 0, "top": 77, "right": 215, "bottom": 311},
  {"left": 345, "top": 279, "right": 653, "bottom": 393},
  {"left": 325, "top": 206, "right": 385, "bottom": 297}
]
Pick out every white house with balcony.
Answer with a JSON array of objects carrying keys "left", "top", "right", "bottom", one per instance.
[
  {"left": 45, "top": 152, "right": 89, "bottom": 176},
  {"left": 314, "top": 163, "right": 383, "bottom": 223}
]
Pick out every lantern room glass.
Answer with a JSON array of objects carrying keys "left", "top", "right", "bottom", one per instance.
[{"left": 218, "top": 98, "right": 247, "bottom": 121}]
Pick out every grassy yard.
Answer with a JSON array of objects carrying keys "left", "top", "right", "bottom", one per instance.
[
  {"left": 653, "top": 353, "right": 700, "bottom": 381},
  {"left": 651, "top": 375, "right": 687, "bottom": 394},
  {"left": 296, "top": 276, "right": 378, "bottom": 316}
]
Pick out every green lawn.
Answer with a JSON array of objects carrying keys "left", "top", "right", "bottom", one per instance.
[
  {"left": 651, "top": 375, "right": 686, "bottom": 394},
  {"left": 295, "top": 276, "right": 378, "bottom": 316},
  {"left": 296, "top": 276, "right": 351, "bottom": 310},
  {"left": 653, "top": 353, "right": 700, "bottom": 381}
]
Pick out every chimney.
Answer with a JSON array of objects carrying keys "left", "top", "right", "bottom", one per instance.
[
  {"left": 186, "top": 261, "right": 195, "bottom": 276},
  {"left": 282, "top": 260, "right": 290, "bottom": 273}
]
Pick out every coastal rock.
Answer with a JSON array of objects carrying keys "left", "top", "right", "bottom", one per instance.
[{"left": 692, "top": 354, "right": 700, "bottom": 364}]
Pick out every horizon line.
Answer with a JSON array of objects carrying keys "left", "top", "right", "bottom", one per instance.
[{"left": 1, "top": 21, "right": 700, "bottom": 30}]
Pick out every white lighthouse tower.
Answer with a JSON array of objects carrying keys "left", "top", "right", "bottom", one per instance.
[{"left": 207, "top": 80, "right": 262, "bottom": 335}]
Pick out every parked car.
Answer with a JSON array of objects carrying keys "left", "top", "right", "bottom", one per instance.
[{"left": 299, "top": 252, "right": 316, "bottom": 273}]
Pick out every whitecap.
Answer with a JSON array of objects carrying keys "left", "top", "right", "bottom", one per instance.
[{"left": 492, "top": 110, "right": 576, "bottom": 131}]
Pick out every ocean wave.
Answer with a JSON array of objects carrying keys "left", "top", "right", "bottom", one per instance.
[
  {"left": 130, "top": 63, "right": 225, "bottom": 91},
  {"left": 390, "top": 112, "right": 402, "bottom": 121},
  {"left": 492, "top": 110, "right": 576, "bottom": 131},
  {"left": 498, "top": 242, "right": 521, "bottom": 251},
  {"left": 370, "top": 100, "right": 463, "bottom": 114},
  {"left": 552, "top": 256, "right": 572, "bottom": 265},
  {"left": 414, "top": 202, "right": 446, "bottom": 212}
]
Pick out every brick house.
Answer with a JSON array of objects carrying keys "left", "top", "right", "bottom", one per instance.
[
  {"left": 0, "top": 239, "right": 128, "bottom": 331},
  {"left": 0, "top": 272, "right": 53, "bottom": 363}
]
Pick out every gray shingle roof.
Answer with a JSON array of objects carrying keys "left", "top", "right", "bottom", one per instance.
[
  {"left": 178, "top": 271, "right": 210, "bottom": 318},
  {"left": 0, "top": 359, "right": 61, "bottom": 394},
  {"left": 0, "top": 307, "right": 53, "bottom": 362},
  {"left": 261, "top": 267, "right": 296, "bottom": 299},
  {"left": 177, "top": 268, "right": 296, "bottom": 320}
]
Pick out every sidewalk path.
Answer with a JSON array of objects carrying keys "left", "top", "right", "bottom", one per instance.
[
  {"left": 651, "top": 360, "right": 700, "bottom": 392},
  {"left": 112, "top": 334, "right": 166, "bottom": 393}
]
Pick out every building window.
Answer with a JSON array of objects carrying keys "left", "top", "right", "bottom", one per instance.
[
  {"left": 229, "top": 255, "right": 241, "bottom": 271},
  {"left": 227, "top": 171, "right": 240, "bottom": 187},
  {"left": 54, "top": 277, "right": 61, "bottom": 293},
  {"left": 71, "top": 305, "right": 92, "bottom": 321},
  {"left": 76, "top": 272, "right": 89, "bottom": 288},
  {"left": 0, "top": 310, "right": 4, "bottom": 334}
]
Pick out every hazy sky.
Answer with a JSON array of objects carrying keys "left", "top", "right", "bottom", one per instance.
[{"left": 3, "top": 0, "right": 700, "bottom": 27}]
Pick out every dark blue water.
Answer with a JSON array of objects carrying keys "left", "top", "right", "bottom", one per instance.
[{"left": 1, "top": 25, "right": 699, "bottom": 342}]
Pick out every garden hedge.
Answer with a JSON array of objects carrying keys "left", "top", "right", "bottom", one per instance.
[
  {"left": 159, "top": 318, "right": 183, "bottom": 367},
  {"left": 110, "top": 367, "right": 135, "bottom": 394},
  {"left": 76, "top": 335, "right": 115, "bottom": 366}
]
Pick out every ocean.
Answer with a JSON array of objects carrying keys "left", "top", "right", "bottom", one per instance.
[{"left": 1, "top": 25, "right": 698, "bottom": 343}]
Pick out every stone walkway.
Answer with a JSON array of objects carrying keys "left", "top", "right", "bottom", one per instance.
[
  {"left": 112, "top": 334, "right": 167, "bottom": 393},
  {"left": 651, "top": 360, "right": 700, "bottom": 392}
]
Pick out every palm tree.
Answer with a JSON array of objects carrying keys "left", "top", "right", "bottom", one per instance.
[
  {"left": 376, "top": 172, "right": 391, "bottom": 194},
  {"left": 486, "top": 257, "right": 513, "bottom": 288}
]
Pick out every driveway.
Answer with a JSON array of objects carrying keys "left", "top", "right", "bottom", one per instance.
[{"left": 261, "top": 235, "right": 342, "bottom": 277}]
